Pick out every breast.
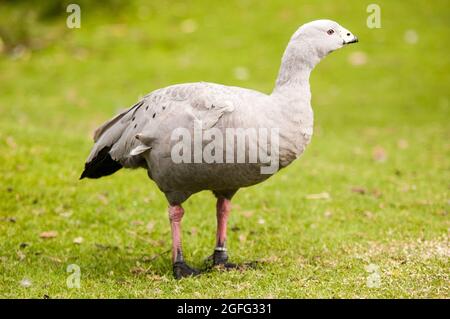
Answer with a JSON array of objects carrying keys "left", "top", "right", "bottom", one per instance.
[{"left": 277, "top": 102, "right": 314, "bottom": 168}]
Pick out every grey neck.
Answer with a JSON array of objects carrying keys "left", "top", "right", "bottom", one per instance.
[{"left": 272, "top": 38, "right": 321, "bottom": 97}]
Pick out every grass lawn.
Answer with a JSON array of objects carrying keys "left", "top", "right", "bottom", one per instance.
[{"left": 0, "top": 0, "right": 448, "bottom": 298}]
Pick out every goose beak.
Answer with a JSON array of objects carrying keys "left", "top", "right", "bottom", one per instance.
[
  {"left": 338, "top": 26, "right": 358, "bottom": 45},
  {"left": 344, "top": 36, "right": 358, "bottom": 44}
]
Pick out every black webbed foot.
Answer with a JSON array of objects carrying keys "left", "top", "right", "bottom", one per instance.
[
  {"left": 173, "top": 261, "right": 200, "bottom": 279},
  {"left": 213, "top": 249, "right": 229, "bottom": 266}
]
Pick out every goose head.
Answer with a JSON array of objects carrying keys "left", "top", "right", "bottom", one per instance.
[{"left": 291, "top": 19, "right": 358, "bottom": 58}]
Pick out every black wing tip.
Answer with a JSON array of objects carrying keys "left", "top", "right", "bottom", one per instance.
[{"left": 79, "top": 146, "right": 122, "bottom": 180}]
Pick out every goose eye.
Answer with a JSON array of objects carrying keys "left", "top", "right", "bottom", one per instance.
[{"left": 327, "top": 29, "right": 334, "bottom": 35}]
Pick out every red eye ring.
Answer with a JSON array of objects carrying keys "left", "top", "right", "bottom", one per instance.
[{"left": 327, "top": 29, "right": 334, "bottom": 35}]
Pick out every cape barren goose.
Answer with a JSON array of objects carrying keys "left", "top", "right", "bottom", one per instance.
[{"left": 81, "top": 20, "right": 358, "bottom": 279}]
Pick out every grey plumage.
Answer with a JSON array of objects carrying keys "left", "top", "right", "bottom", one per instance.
[
  {"left": 81, "top": 19, "right": 358, "bottom": 278},
  {"left": 81, "top": 19, "right": 356, "bottom": 205}
]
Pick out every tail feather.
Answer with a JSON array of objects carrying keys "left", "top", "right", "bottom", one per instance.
[
  {"left": 81, "top": 100, "right": 146, "bottom": 180},
  {"left": 80, "top": 146, "right": 122, "bottom": 179}
]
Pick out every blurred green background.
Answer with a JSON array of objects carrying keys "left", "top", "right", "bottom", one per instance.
[{"left": 0, "top": 0, "right": 448, "bottom": 298}]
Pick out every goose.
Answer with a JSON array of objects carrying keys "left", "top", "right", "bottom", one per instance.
[{"left": 81, "top": 19, "right": 358, "bottom": 279}]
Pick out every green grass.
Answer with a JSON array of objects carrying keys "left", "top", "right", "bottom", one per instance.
[{"left": 0, "top": 0, "right": 449, "bottom": 298}]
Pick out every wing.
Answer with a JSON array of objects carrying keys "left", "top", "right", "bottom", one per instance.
[{"left": 109, "top": 82, "right": 238, "bottom": 164}]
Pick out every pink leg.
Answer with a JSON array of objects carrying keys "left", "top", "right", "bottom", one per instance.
[
  {"left": 168, "top": 205, "right": 184, "bottom": 262},
  {"left": 168, "top": 204, "right": 200, "bottom": 278},
  {"left": 216, "top": 198, "right": 232, "bottom": 249},
  {"left": 212, "top": 196, "right": 257, "bottom": 270},
  {"left": 213, "top": 198, "right": 233, "bottom": 266}
]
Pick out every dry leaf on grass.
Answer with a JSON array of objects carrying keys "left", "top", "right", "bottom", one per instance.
[
  {"left": 371, "top": 189, "right": 383, "bottom": 198},
  {"left": 260, "top": 255, "right": 280, "bottom": 263},
  {"left": 130, "top": 266, "right": 147, "bottom": 275},
  {"left": 17, "top": 250, "right": 26, "bottom": 261},
  {"left": 20, "top": 278, "right": 32, "bottom": 288},
  {"left": 348, "top": 51, "right": 368, "bottom": 66},
  {"left": 231, "top": 225, "right": 240, "bottom": 232},
  {"left": 146, "top": 221, "right": 155, "bottom": 233},
  {"left": 241, "top": 211, "right": 254, "bottom": 218},
  {"left": 363, "top": 211, "right": 374, "bottom": 219},
  {"left": 44, "top": 255, "right": 63, "bottom": 263},
  {"left": 324, "top": 211, "right": 333, "bottom": 218},
  {"left": 351, "top": 187, "right": 367, "bottom": 195},
  {"left": 6, "top": 136, "right": 17, "bottom": 149},
  {"left": 39, "top": 231, "right": 58, "bottom": 239},
  {"left": 73, "top": 237, "right": 84, "bottom": 244},
  {"left": 372, "top": 146, "right": 388, "bottom": 162},
  {"left": 97, "top": 193, "right": 109, "bottom": 205},
  {"left": 306, "top": 192, "right": 331, "bottom": 200},
  {"left": 397, "top": 139, "right": 409, "bottom": 149},
  {"left": 146, "top": 274, "right": 168, "bottom": 282},
  {"left": 1, "top": 217, "right": 16, "bottom": 223}
]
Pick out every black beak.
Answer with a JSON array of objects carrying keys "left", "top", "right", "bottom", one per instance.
[{"left": 345, "top": 37, "right": 359, "bottom": 44}]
